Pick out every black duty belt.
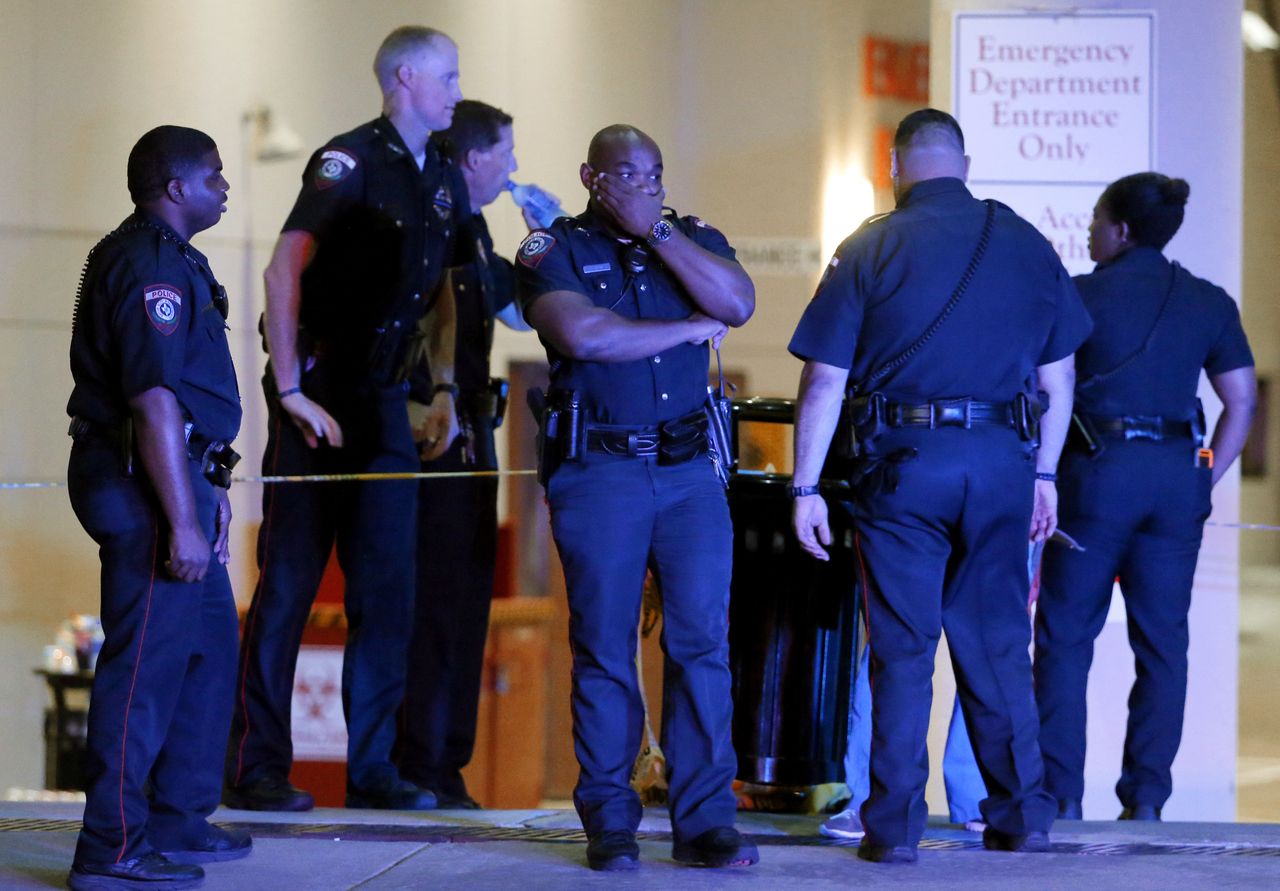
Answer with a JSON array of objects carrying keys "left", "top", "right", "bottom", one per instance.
[
  {"left": 1088, "top": 414, "right": 1194, "bottom": 441},
  {"left": 885, "top": 398, "right": 1017, "bottom": 430}
]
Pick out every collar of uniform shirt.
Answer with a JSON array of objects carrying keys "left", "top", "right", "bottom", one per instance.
[{"left": 897, "top": 176, "right": 969, "bottom": 208}]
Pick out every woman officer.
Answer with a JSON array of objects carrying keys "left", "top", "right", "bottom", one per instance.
[{"left": 1032, "top": 173, "right": 1256, "bottom": 822}]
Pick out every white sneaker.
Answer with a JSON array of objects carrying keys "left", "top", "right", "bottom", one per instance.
[
  {"left": 820, "top": 808, "right": 865, "bottom": 839},
  {"left": 963, "top": 819, "right": 987, "bottom": 833}
]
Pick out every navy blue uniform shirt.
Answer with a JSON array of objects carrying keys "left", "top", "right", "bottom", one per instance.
[
  {"left": 1072, "top": 246, "right": 1253, "bottom": 419},
  {"left": 68, "top": 211, "right": 242, "bottom": 443},
  {"left": 515, "top": 209, "right": 737, "bottom": 425},
  {"left": 790, "top": 178, "right": 1092, "bottom": 403},
  {"left": 283, "top": 116, "right": 470, "bottom": 348}
]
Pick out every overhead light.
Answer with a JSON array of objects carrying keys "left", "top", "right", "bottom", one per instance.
[
  {"left": 242, "top": 106, "right": 304, "bottom": 162},
  {"left": 1243, "top": 10, "right": 1279, "bottom": 52}
]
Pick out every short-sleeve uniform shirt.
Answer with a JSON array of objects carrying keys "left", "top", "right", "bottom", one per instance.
[
  {"left": 282, "top": 116, "right": 470, "bottom": 349},
  {"left": 790, "top": 178, "right": 1092, "bottom": 403},
  {"left": 1071, "top": 246, "right": 1253, "bottom": 419},
  {"left": 68, "top": 212, "right": 242, "bottom": 443},
  {"left": 515, "top": 210, "right": 738, "bottom": 426}
]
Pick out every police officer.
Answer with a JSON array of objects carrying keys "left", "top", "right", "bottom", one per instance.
[
  {"left": 225, "top": 25, "right": 467, "bottom": 811},
  {"left": 1034, "top": 173, "right": 1256, "bottom": 822},
  {"left": 790, "top": 109, "right": 1092, "bottom": 862},
  {"left": 397, "top": 100, "right": 536, "bottom": 809},
  {"left": 516, "top": 125, "right": 757, "bottom": 870},
  {"left": 67, "top": 126, "right": 250, "bottom": 889}
]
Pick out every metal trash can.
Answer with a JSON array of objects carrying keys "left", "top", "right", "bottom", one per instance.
[{"left": 727, "top": 398, "right": 859, "bottom": 786}]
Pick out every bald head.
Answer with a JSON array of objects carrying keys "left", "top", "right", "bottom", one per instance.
[
  {"left": 891, "top": 108, "right": 969, "bottom": 198},
  {"left": 587, "top": 125, "right": 660, "bottom": 169}
]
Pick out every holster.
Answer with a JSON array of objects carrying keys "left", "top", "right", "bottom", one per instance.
[
  {"left": 1013, "top": 392, "right": 1042, "bottom": 446},
  {"left": 848, "top": 393, "right": 889, "bottom": 457},
  {"left": 186, "top": 423, "right": 242, "bottom": 489},
  {"left": 849, "top": 447, "right": 919, "bottom": 497},
  {"left": 1191, "top": 397, "right": 1207, "bottom": 447},
  {"left": 528, "top": 387, "right": 582, "bottom": 487}
]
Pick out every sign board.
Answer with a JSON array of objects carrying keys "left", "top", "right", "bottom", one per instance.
[
  {"left": 733, "top": 237, "right": 825, "bottom": 279},
  {"left": 291, "top": 645, "right": 347, "bottom": 761},
  {"left": 953, "top": 11, "right": 1156, "bottom": 274}
]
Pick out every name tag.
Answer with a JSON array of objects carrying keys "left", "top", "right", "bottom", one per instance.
[{"left": 582, "top": 263, "right": 612, "bottom": 275}]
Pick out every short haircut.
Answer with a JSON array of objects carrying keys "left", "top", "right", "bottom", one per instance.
[
  {"left": 374, "top": 26, "right": 450, "bottom": 90},
  {"left": 126, "top": 126, "right": 217, "bottom": 204},
  {"left": 1100, "top": 172, "right": 1191, "bottom": 250},
  {"left": 893, "top": 108, "right": 965, "bottom": 154},
  {"left": 431, "top": 100, "right": 513, "bottom": 163}
]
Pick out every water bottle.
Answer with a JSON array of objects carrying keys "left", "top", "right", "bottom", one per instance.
[{"left": 507, "top": 181, "right": 564, "bottom": 228}]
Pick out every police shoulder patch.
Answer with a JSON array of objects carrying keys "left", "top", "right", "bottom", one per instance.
[
  {"left": 143, "top": 283, "right": 183, "bottom": 335},
  {"left": 314, "top": 148, "right": 358, "bottom": 189},
  {"left": 517, "top": 231, "right": 557, "bottom": 269}
]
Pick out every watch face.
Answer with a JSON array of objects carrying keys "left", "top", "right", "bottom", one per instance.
[{"left": 650, "top": 219, "right": 673, "bottom": 243}]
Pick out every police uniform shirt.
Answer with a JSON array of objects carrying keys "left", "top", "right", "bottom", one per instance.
[
  {"left": 408, "top": 211, "right": 513, "bottom": 401},
  {"left": 789, "top": 178, "right": 1092, "bottom": 403},
  {"left": 1072, "top": 245, "right": 1253, "bottom": 419},
  {"left": 515, "top": 210, "right": 736, "bottom": 425},
  {"left": 281, "top": 116, "right": 471, "bottom": 341},
  {"left": 68, "top": 211, "right": 242, "bottom": 443}
]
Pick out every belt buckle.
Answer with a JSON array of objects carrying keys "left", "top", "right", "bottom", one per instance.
[
  {"left": 629, "top": 432, "right": 657, "bottom": 456},
  {"left": 932, "top": 399, "right": 971, "bottom": 429}
]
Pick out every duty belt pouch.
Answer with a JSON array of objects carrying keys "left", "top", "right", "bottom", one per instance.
[
  {"left": 1068, "top": 411, "right": 1106, "bottom": 459},
  {"left": 660, "top": 412, "right": 709, "bottom": 466},
  {"left": 199, "top": 441, "right": 241, "bottom": 489}
]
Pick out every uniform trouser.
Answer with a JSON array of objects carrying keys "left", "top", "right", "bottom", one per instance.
[
  {"left": 397, "top": 424, "right": 498, "bottom": 798},
  {"left": 842, "top": 646, "right": 988, "bottom": 824},
  {"left": 69, "top": 441, "right": 237, "bottom": 866},
  {"left": 853, "top": 426, "right": 1055, "bottom": 848},
  {"left": 228, "top": 379, "right": 418, "bottom": 791},
  {"left": 548, "top": 454, "right": 738, "bottom": 841},
  {"left": 1034, "top": 439, "right": 1210, "bottom": 809}
]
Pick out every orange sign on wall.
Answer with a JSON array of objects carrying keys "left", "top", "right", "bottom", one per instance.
[{"left": 864, "top": 36, "right": 929, "bottom": 103}]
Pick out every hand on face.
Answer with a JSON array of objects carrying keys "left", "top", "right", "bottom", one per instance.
[{"left": 590, "top": 170, "right": 664, "bottom": 239}]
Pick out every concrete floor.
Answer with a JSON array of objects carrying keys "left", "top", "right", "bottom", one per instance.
[{"left": 2, "top": 801, "right": 1278, "bottom": 890}]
